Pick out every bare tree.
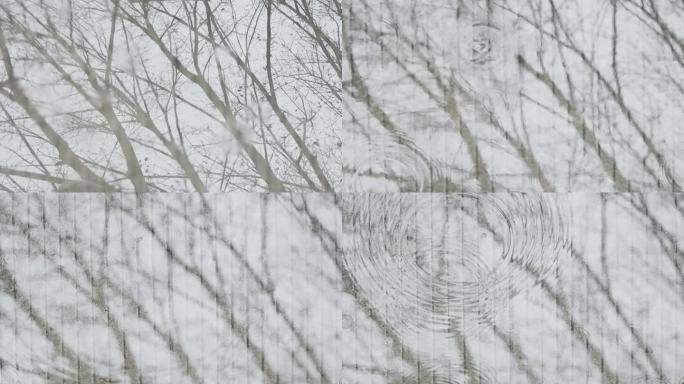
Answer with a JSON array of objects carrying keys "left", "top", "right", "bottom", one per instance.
[
  {"left": 0, "top": 0, "right": 340, "bottom": 192},
  {"left": 1, "top": 1, "right": 684, "bottom": 383}
]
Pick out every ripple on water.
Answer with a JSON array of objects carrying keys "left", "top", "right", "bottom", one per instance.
[
  {"left": 340, "top": 193, "right": 569, "bottom": 336},
  {"left": 389, "top": 360, "right": 499, "bottom": 384},
  {"left": 345, "top": 133, "right": 444, "bottom": 192}
]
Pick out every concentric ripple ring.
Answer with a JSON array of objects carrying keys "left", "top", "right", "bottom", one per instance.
[{"left": 340, "top": 193, "right": 569, "bottom": 336}]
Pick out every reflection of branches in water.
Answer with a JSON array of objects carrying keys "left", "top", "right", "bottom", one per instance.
[
  {"left": 345, "top": 0, "right": 684, "bottom": 192},
  {"left": 343, "top": 2, "right": 684, "bottom": 378},
  {"left": 0, "top": 192, "right": 683, "bottom": 383},
  {"left": 339, "top": 193, "right": 567, "bottom": 336},
  {"left": 0, "top": 194, "right": 342, "bottom": 383},
  {"left": 292, "top": 193, "right": 683, "bottom": 383}
]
